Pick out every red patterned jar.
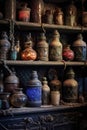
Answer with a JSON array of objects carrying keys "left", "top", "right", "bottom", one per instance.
[
  {"left": 18, "top": 3, "right": 31, "bottom": 22},
  {"left": 63, "top": 44, "right": 74, "bottom": 61}
]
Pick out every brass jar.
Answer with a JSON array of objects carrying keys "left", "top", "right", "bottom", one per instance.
[{"left": 63, "top": 67, "right": 78, "bottom": 103}]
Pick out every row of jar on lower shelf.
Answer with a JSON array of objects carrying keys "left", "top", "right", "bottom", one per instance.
[{"left": 0, "top": 67, "right": 85, "bottom": 110}]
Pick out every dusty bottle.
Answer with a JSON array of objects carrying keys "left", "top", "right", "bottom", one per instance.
[
  {"left": 65, "top": 1, "right": 77, "bottom": 26},
  {"left": 0, "top": 32, "right": 11, "bottom": 60},
  {"left": 37, "top": 33, "right": 49, "bottom": 61},
  {"left": 63, "top": 67, "right": 78, "bottom": 103},
  {"left": 53, "top": 8, "right": 64, "bottom": 25},
  {"left": 4, "top": 66, "right": 19, "bottom": 94},
  {"left": 72, "top": 34, "right": 86, "bottom": 61},
  {"left": 49, "top": 30, "right": 62, "bottom": 61},
  {"left": 26, "top": 71, "right": 42, "bottom": 107},
  {"left": 42, "top": 77, "right": 50, "bottom": 105}
]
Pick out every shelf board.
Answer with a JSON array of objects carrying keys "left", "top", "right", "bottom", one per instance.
[
  {"left": 15, "top": 21, "right": 83, "bottom": 32},
  {"left": 0, "top": 60, "right": 86, "bottom": 66},
  {"left": 0, "top": 20, "right": 86, "bottom": 32}
]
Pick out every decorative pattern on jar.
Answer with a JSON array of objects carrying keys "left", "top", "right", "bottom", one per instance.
[
  {"left": 26, "top": 71, "right": 42, "bottom": 107},
  {"left": 49, "top": 30, "right": 62, "bottom": 61},
  {"left": 36, "top": 33, "right": 49, "bottom": 61},
  {"left": 63, "top": 67, "right": 78, "bottom": 103},
  {"left": 72, "top": 34, "right": 86, "bottom": 61}
]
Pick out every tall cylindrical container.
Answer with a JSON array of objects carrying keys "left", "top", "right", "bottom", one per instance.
[
  {"left": 49, "top": 30, "right": 62, "bottom": 61},
  {"left": 26, "top": 71, "right": 42, "bottom": 107}
]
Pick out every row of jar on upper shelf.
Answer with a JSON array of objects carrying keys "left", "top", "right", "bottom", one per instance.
[
  {"left": 0, "top": 0, "right": 87, "bottom": 27},
  {"left": 0, "top": 29, "right": 86, "bottom": 62}
]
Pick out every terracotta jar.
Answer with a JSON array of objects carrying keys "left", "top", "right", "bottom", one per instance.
[
  {"left": 21, "top": 33, "right": 37, "bottom": 61},
  {"left": 0, "top": 92, "right": 10, "bottom": 110},
  {"left": 53, "top": 8, "right": 64, "bottom": 25},
  {"left": 18, "top": 3, "right": 31, "bottom": 22},
  {"left": 36, "top": 33, "right": 49, "bottom": 61},
  {"left": 72, "top": 34, "right": 86, "bottom": 61},
  {"left": 26, "top": 71, "right": 42, "bottom": 107},
  {"left": 63, "top": 67, "right": 78, "bottom": 103},
  {"left": 0, "top": 32, "right": 11, "bottom": 60},
  {"left": 49, "top": 30, "right": 63, "bottom": 61},
  {"left": 63, "top": 44, "right": 74, "bottom": 61},
  {"left": 42, "top": 77, "right": 50, "bottom": 105},
  {"left": 65, "top": 1, "right": 77, "bottom": 26},
  {"left": 10, "top": 88, "right": 27, "bottom": 108}
]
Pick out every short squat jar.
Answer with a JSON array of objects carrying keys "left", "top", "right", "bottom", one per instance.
[{"left": 10, "top": 88, "right": 27, "bottom": 108}]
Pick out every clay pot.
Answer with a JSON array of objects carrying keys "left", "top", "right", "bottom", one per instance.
[{"left": 10, "top": 88, "right": 27, "bottom": 108}]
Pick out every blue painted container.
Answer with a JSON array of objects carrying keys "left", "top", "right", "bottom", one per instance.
[{"left": 26, "top": 71, "right": 42, "bottom": 107}]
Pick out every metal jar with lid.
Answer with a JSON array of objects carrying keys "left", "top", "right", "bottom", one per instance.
[
  {"left": 63, "top": 67, "right": 78, "bottom": 103},
  {"left": 72, "top": 34, "right": 86, "bottom": 61}
]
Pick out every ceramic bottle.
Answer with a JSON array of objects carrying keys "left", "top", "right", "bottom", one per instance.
[
  {"left": 42, "top": 77, "right": 50, "bottom": 105},
  {"left": 49, "top": 30, "right": 62, "bottom": 61},
  {"left": 37, "top": 33, "right": 49, "bottom": 61}
]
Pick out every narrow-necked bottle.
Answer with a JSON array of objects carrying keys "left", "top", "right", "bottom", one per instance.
[
  {"left": 37, "top": 33, "right": 49, "bottom": 61},
  {"left": 49, "top": 30, "right": 62, "bottom": 61},
  {"left": 42, "top": 77, "right": 50, "bottom": 105}
]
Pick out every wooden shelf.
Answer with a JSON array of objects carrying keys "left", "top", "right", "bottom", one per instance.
[
  {"left": 0, "top": 60, "right": 86, "bottom": 66},
  {"left": 0, "top": 20, "right": 87, "bottom": 32},
  {"left": 15, "top": 21, "right": 83, "bottom": 32}
]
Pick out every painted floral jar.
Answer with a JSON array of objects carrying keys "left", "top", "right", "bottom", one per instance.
[{"left": 26, "top": 71, "right": 42, "bottom": 107}]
